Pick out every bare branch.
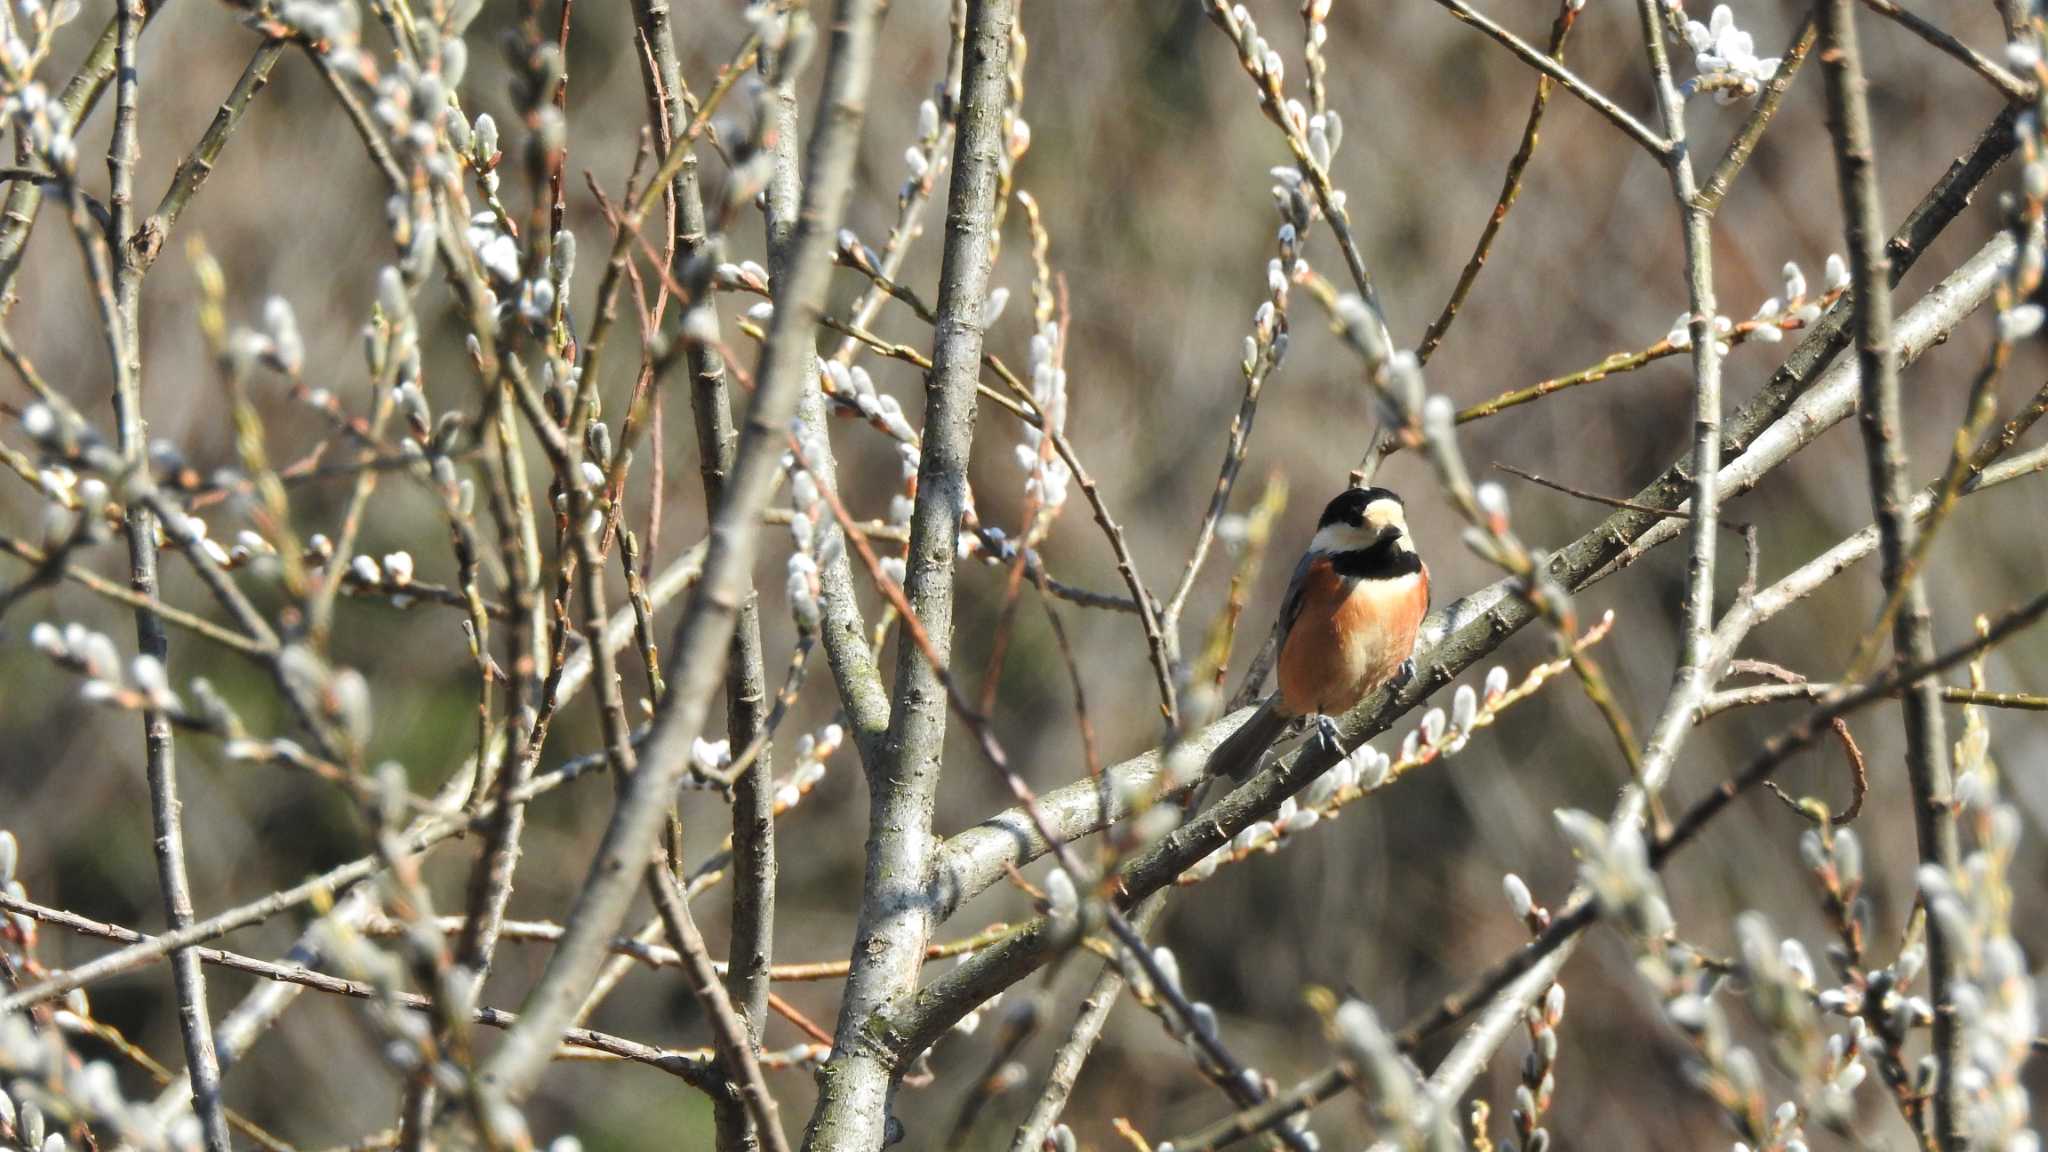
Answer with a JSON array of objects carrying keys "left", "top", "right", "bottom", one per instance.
[
  {"left": 803, "top": 2, "right": 1012, "bottom": 1145},
  {"left": 1427, "top": 0, "right": 1671, "bottom": 156},
  {"left": 1815, "top": 19, "right": 1965, "bottom": 1138}
]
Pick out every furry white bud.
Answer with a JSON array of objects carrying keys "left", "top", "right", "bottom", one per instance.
[
  {"left": 130, "top": 655, "right": 172, "bottom": 704},
  {"left": 1045, "top": 868, "right": 1079, "bottom": 923},
  {"left": 690, "top": 737, "right": 732, "bottom": 772},
  {"left": 30, "top": 621, "right": 63, "bottom": 657},
  {"left": 1484, "top": 665, "right": 1509, "bottom": 700},
  {"left": 1781, "top": 261, "right": 1807, "bottom": 302},
  {"left": 1997, "top": 303, "right": 2044, "bottom": 343},
  {"left": 1451, "top": 683, "right": 1478, "bottom": 731},
  {"left": 1475, "top": 481, "right": 1508, "bottom": 521},
  {"left": 1824, "top": 253, "right": 1850, "bottom": 292},
  {"left": 1503, "top": 872, "right": 1534, "bottom": 919}
]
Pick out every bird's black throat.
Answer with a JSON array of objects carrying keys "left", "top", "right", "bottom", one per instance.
[{"left": 1329, "top": 538, "right": 1422, "bottom": 580}]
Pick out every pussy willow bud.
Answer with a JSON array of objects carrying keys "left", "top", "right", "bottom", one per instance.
[{"left": 1503, "top": 872, "right": 1534, "bottom": 920}]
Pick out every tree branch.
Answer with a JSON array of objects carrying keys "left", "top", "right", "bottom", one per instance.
[
  {"left": 634, "top": 5, "right": 779, "bottom": 1137},
  {"left": 1817, "top": 3, "right": 1964, "bottom": 1143},
  {"left": 801, "top": 3, "right": 1012, "bottom": 1147},
  {"left": 102, "top": 2, "right": 229, "bottom": 1146},
  {"left": 1428, "top": 0, "right": 1670, "bottom": 156}
]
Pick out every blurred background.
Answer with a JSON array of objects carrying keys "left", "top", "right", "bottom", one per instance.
[{"left": 2, "top": 0, "right": 2044, "bottom": 1147}]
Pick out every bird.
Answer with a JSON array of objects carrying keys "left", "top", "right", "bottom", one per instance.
[{"left": 1209, "top": 486, "right": 1430, "bottom": 780}]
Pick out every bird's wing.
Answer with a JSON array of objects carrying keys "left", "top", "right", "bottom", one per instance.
[
  {"left": 1228, "top": 550, "right": 1320, "bottom": 710},
  {"left": 1275, "top": 548, "right": 1318, "bottom": 642}
]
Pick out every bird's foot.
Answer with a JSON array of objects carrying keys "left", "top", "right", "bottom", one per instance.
[
  {"left": 1391, "top": 657, "right": 1417, "bottom": 693},
  {"left": 1311, "top": 713, "right": 1345, "bottom": 757}
]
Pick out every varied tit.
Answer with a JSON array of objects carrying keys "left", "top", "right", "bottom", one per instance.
[{"left": 1212, "top": 486, "right": 1430, "bottom": 779}]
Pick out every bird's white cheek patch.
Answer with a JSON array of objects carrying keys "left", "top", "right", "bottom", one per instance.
[{"left": 1309, "top": 523, "right": 1376, "bottom": 555}]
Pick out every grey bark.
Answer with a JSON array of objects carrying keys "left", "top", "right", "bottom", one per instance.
[
  {"left": 107, "top": 1, "right": 231, "bottom": 1146},
  {"left": 634, "top": 9, "right": 779, "bottom": 1151},
  {"left": 1815, "top": 0, "right": 1963, "bottom": 1143},
  {"left": 800, "top": 2, "right": 1013, "bottom": 1148}
]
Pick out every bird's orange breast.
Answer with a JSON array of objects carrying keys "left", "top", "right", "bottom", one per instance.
[{"left": 1277, "top": 559, "right": 1427, "bottom": 718}]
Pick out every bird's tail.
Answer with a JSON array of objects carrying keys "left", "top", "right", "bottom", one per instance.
[{"left": 1205, "top": 696, "right": 1293, "bottom": 782}]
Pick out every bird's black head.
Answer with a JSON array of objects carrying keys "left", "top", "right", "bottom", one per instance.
[
  {"left": 1311, "top": 486, "right": 1420, "bottom": 579},
  {"left": 1318, "top": 486, "right": 1403, "bottom": 529}
]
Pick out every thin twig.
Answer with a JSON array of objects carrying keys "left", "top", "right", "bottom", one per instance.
[
  {"left": 1492, "top": 461, "right": 1749, "bottom": 534},
  {"left": 637, "top": 0, "right": 779, "bottom": 1106},
  {"left": 1699, "top": 14, "right": 1818, "bottom": 215},
  {"left": 1702, "top": 682, "right": 2048, "bottom": 714},
  {"left": 1417, "top": 0, "right": 1579, "bottom": 362},
  {"left": 100, "top": 1, "right": 230, "bottom": 1145},
  {"left": 1427, "top": 0, "right": 1671, "bottom": 157},
  {"left": 646, "top": 867, "right": 793, "bottom": 1152},
  {"left": 1816, "top": 2, "right": 1964, "bottom": 1142},
  {"left": 1627, "top": 0, "right": 1726, "bottom": 823},
  {"left": 1858, "top": 0, "right": 2034, "bottom": 101},
  {"left": 0, "top": 0, "right": 168, "bottom": 291},
  {"left": 130, "top": 38, "right": 288, "bottom": 271},
  {"left": 1452, "top": 298, "right": 1837, "bottom": 426},
  {"left": 1715, "top": 660, "right": 1868, "bottom": 825},
  {"left": 0, "top": 533, "right": 267, "bottom": 653}
]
